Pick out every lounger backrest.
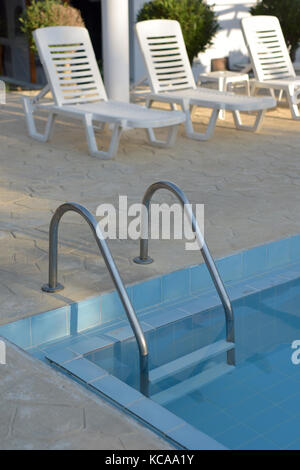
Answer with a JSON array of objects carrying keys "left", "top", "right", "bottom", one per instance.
[
  {"left": 135, "top": 19, "right": 196, "bottom": 93},
  {"left": 241, "top": 16, "right": 295, "bottom": 82},
  {"left": 33, "top": 26, "right": 107, "bottom": 106}
]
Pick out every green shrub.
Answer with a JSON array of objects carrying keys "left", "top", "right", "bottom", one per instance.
[
  {"left": 250, "top": 0, "right": 300, "bottom": 62},
  {"left": 137, "top": 0, "right": 219, "bottom": 64},
  {"left": 19, "top": 0, "right": 84, "bottom": 53}
]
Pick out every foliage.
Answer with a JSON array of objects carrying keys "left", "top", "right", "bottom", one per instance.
[
  {"left": 137, "top": 0, "right": 219, "bottom": 64},
  {"left": 250, "top": 0, "right": 300, "bottom": 61},
  {"left": 19, "top": 0, "right": 84, "bottom": 53}
]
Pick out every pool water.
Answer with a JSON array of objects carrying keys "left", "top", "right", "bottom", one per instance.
[{"left": 86, "top": 278, "right": 300, "bottom": 450}]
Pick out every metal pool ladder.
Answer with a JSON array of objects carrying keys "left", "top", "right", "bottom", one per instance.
[
  {"left": 41, "top": 202, "right": 149, "bottom": 396},
  {"left": 41, "top": 186, "right": 235, "bottom": 399},
  {"left": 133, "top": 181, "right": 235, "bottom": 374}
]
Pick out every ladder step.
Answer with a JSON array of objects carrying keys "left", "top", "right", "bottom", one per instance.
[
  {"left": 152, "top": 363, "right": 235, "bottom": 406},
  {"left": 149, "top": 339, "right": 234, "bottom": 385}
]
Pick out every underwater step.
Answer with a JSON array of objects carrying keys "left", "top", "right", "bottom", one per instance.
[
  {"left": 149, "top": 339, "right": 234, "bottom": 385},
  {"left": 152, "top": 363, "right": 235, "bottom": 406}
]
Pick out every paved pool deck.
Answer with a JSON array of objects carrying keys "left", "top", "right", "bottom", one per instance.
[{"left": 0, "top": 91, "right": 300, "bottom": 449}]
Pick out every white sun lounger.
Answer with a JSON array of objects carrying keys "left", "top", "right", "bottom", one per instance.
[
  {"left": 241, "top": 16, "right": 300, "bottom": 120},
  {"left": 22, "top": 26, "right": 185, "bottom": 159},
  {"left": 135, "top": 19, "right": 276, "bottom": 140}
]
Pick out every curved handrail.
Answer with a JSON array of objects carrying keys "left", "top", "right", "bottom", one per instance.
[
  {"left": 41, "top": 202, "right": 149, "bottom": 395},
  {"left": 133, "top": 181, "right": 235, "bottom": 364}
]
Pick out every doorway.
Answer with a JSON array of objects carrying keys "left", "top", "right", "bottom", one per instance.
[{"left": 70, "top": 0, "right": 102, "bottom": 65}]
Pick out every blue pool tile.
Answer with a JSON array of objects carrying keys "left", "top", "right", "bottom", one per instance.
[
  {"left": 31, "top": 306, "right": 69, "bottom": 347},
  {"left": 240, "top": 369, "right": 287, "bottom": 392},
  {"left": 283, "top": 265, "right": 300, "bottom": 280},
  {"left": 168, "top": 423, "right": 227, "bottom": 450},
  {"left": 267, "top": 239, "right": 290, "bottom": 270},
  {"left": 152, "top": 325, "right": 176, "bottom": 365},
  {"left": 239, "top": 436, "right": 279, "bottom": 450},
  {"left": 61, "top": 357, "right": 107, "bottom": 383},
  {"left": 261, "top": 377, "right": 300, "bottom": 404},
  {"left": 162, "top": 269, "right": 190, "bottom": 302},
  {"left": 226, "top": 282, "right": 258, "bottom": 301},
  {"left": 246, "top": 274, "right": 282, "bottom": 292},
  {"left": 168, "top": 396, "right": 222, "bottom": 425},
  {"left": 45, "top": 347, "right": 78, "bottom": 364},
  {"left": 104, "top": 325, "right": 135, "bottom": 342},
  {"left": 216, "top": 424, "right": 259, "bottom": 450},
  {"left": 197, "top": 411, "right": 238, "bottom": 438},
  {"left": 190, "top": 264, "right": 214, "bottom": 294},
  {"left": 200, "top": 372, "right": 239, "bottom": 397},
  {"left": 68, "top": 335, "right": 112, "bottom": 355},
  {"left": 289, "top": 236, "right": 300, "bottom": 262},
  {"left": 264, "top": 416, "right": 300, "bottom": 448},
  {"left": 172, "top": 316, "right": 194, "bottom": 341},
  {"left": 207, "top": 382, "right": 256, "bottom": 408},
  {"left": 26, "top": 347, "right": 46, "bottom": 361},
  {"left": 132, "top": 277, "right": 162, "bottom": 311},
  {"left": 285, "top": 438, "right": 300, "bottom": 450},
  {"left": 278, "top": 266, "right": 300, "bottom": 282},
  {"left": 40, "top": 334, "right": 85, "bottom": 354},
  {"left": 91, "top": 375, "right": 143, "bottom": 406},
  {"left": 105, "top": 322, "right": 151, "bottom": 342},
  {"left": 224, "top": 394, "right": 271, "bottom": 421},
  {"left": 216, "top": 253, "right": 243, "bottom": 283},
  {"left": 128, "top": 397, "right": 187, "bottom": 433},
  {"left": 87, "top": 319, "right": 127, "bottom": 337},
  {"left": 0, "top": 317, "right": 31, "bottom": 349},
  {"left": 245, "top": 405, "right": 292, "bottom": 433},
  {"left": 141, "top": 307, "right": 187, "bottom": 329},
  {"left": 243, "top": 245, "right": 268, "bottom": 278},
  {"left": 74, "top": 297, "right": 101, "bottom": 333},
  {"left": 277, "top": 393, "right": 300, "bottom": 415},
  {"left": 265, "top": 349, "right": 299, "bottom": 376},
  {"left": 178, "top": 295, "right": 219, "bottom": 315},
  {"left": 101, "top": 288, "right": 132, "bottom": 325}
]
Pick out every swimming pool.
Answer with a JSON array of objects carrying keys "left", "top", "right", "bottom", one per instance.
[{"left": 1, "top": 235, "right": 300, "bottom": 449}]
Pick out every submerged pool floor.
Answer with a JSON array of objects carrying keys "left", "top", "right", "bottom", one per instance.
[
  {"left": 86, "top": 277, "right": 300, "bottom": 450},
  {"left": 165, "top": 343, "right": 300, "bottom": 450}
]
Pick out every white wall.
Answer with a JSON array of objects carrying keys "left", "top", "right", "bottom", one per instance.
[
  {"left": 197, "top": 0, "right": 257, "bottom": 73},
  {"left": 130, "top": 0, "right": 257, "bottom": 82}
]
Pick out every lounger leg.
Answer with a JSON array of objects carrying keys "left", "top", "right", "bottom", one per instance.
[
  {"left": 183, "top": 106, "right": 219, "bottom": 141},
  {"left": 232, "top": 110, "right": 265, "bottom": 132},
  {"left": 83, "top": 114, "right": 123, "bottom": 159},
  {"left": 145, "top": 98, "right": 179, "bottom": 147},
  {"left": 22, "top": 96, "right": 56, "bottom": 142},
  {"left": 269, "top": 89, "right": 276, "bottom": 100},
  {"left": 286, "top": 86, "right": 300, "bottom": 120},
  {"left": 146, "top": 124, "right": 179, "bottom": 148},
  {"left": 146, "top": 98, "right": 177, "bottom": 111},
  {"left": 250, "top": 83, "right": 257, "bottom": 96}
]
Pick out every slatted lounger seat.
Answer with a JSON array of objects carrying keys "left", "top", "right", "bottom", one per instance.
[
  {"left": 135, "top": 19, "right": 276, "bottom": 140},
  {"left": 22, "top": 26, "right": 185, "bottom": 159},
  {"left": 241, "top": 15, "right": 300, "bottom": 120}
]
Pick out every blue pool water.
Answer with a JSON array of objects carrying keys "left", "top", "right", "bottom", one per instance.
[
  {"left": 86, "top": 279, "right": 300, "bottom": 450},
  {"left": 2, "top": 235, "right": 300, "bottom": 449}
]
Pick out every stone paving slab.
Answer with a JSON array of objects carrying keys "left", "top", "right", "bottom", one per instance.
[
  {"left": 0, "top": 338, "right": 171, "bottom": 450},
  {"left": 0, "top": 91, "right": 300, "bottom": 449}
]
